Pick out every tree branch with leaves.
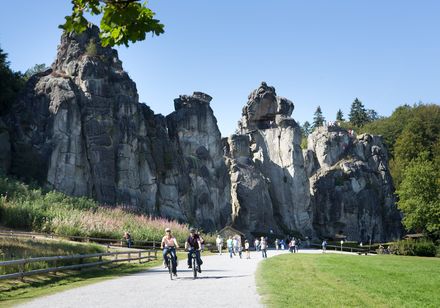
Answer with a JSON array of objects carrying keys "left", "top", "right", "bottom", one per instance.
[{"left": 60, "top": 0, "right": 164, "bottom": 47}]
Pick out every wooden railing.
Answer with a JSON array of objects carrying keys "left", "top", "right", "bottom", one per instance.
[
  {"left": 0, "top": 249, "right": 157, "bottom": 281},
  {"left": 309, "top": 243, "right": 372, "bottom": 254},
  {"left": 0, "top": 230, "right": 160, "bottom": 249}
]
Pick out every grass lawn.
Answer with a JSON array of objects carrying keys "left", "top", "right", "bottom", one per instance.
[{"left": 256, "top": 253, "right": 440, "bottom": 307}]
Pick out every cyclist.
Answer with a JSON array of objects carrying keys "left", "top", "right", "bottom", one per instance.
[
  {"left": 185, "top": 228, "right": 203, "bottom": 273},
  {"left": 161, "top": 228, "right": 179, "bottom": 276}
]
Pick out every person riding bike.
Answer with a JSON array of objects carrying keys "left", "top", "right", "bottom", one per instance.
[
  {"left": 161, "top": 228, "right": 179, "bottom": 276},
  {"left": 185, "top": 228, "right": 203, "bottom": 273}
]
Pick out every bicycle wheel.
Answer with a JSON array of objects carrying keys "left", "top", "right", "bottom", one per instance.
[
  {"left": 167, "top": 257, "right": 173, "bottom": 280},
  {"left": 192, "top": 254, "right": 197, "bottom": 279}
]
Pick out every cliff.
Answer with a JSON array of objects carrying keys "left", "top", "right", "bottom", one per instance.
[{"left": 0, "top": 27, "right": 402, "bottom": 241}]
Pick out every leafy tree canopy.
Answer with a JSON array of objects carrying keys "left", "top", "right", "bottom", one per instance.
[
  {"left": 397, "top": 155, "right": 440, "bottom": 239},
  {"left": 60, "top": 0, "right": 164, "bottom": 47},
  {"left": 0, "top": 47, "right": 24, "bottom": 116}
]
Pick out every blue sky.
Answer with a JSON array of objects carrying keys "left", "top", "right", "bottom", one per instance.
[{"left": 1, "top": 1, "right": 439, "bottom": 136}]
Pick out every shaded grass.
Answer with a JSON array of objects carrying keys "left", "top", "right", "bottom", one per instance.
[
  {"left": 257, "top": 253, "right": 440, "bottom": 307},
  {"left": 0, "top": 237, "right": 104, "bottom": 274}
]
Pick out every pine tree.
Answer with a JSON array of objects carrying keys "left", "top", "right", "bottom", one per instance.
[
  {"left": 313, "top": 106, "right": 325, "bottom": 128},
  {"left": 349, "top": 98, "right": 368, "bottom": 127},
  {"left": 366, "top": 109, "right": 379, "bottom": 122},
  {"left": 302, "top": 121, "right": 311, "bottom": 136},
  {"left": 336, "top": 109, "right": 344, "bottom": 121}
]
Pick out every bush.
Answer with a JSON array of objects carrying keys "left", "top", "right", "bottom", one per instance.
[{"left": 390, "top": 239, "right": 437, "bottom": 257}]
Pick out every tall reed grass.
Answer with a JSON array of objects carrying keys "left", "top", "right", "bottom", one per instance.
[{"left": 0, "top": 177, "right": 214, "bottom": 245}]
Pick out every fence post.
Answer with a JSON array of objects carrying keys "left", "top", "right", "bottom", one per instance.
[
  {"left": 128, "top": 252, "right": 131, "bottom": 263},
  {"left": 138, "top": 251, "right": 142, "bottom": 264},
  {"left": 19, "top": 261, "right": 25, "bottom": 281},
  {"left": 153, "top": 240, "right": 156, "bottom": 250}
]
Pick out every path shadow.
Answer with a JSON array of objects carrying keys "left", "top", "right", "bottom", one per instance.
[{"left": 177, "top": 274, "right": 249, "bottom": 280}]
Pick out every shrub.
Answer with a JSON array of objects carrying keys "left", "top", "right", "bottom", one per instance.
[{"left": 390, "top": 239, "right": 437, "bottom": 257}]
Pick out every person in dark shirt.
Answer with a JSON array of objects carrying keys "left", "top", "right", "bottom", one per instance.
[{"left": 185, "top": 228, "right": 203, "bottom": 273}]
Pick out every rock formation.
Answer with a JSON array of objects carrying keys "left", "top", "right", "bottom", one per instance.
[
  {"left": 0, "top": 27, "right": 402, "bottom": 241},
  {"left": 305, "top": 127, "right": 403, "bottom": 242},
  {"left": 228, "top": 82, "right": 314, "bottom": 237},
  {"left": 3, "top": 26, "right": 230, "bottom": 231}
]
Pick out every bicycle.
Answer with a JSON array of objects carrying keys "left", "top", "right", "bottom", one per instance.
[
  {"left": 163, "top": 247, "right": 177, "bottom": 280},
  {"left": 190, "top": 249, "right": 199, "bottom": 279}
]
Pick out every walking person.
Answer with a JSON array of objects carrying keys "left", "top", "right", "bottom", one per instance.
[
  {"left": 254, "top": 238, "right": 260, "bottom": 252},
  {"left": 227, "top": 236, "right": 234, "bottom": 258},
  {"left": 291, "top": 238, "right": 297, "bottom": 253},
  {"left": 322, "top": 240, "right": 327, "bottom": 253},
  {"left": 237, "top": 237, "right": 243, "bottom": 259},
  {"left": 289, "top": 238, "right": 294, "bottom": 253},
  {"left": 233, "top": 236, "right": 239, "bottom": 255},
  {"left": 295, "top": 238, "right": 300, "bottom": 253},
  {"left": 260, "top": 237, "right": 268, "bottom": 258},
  {"left": 216, "top": 235, "right": 224, "bottom": 255},
  {"left": 244, "top": 240, "right": 251, "bottom": 259},
  {"left": 123, "top": 231, "right": 132, "bottom": 248},
  {"left": 275, "top": 238, "right": 279, "bottom": 250}
]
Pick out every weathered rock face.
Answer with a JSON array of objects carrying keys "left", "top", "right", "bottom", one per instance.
[
  {"left": 1, "top": 27, "right": 402, "bottom": 240},
  {"left": 306, "top": 126, "right": 403, "bottom": 242},
  {"left": 5, "top": 26, "right": 230, "bottom": 231},
  {"left": 228, "top": 82, "right": 314, "bottom": 237}
]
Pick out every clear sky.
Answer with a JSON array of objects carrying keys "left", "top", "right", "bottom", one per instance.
[{"left": 1, "top": 1, "right": 439, "bottom": 136}]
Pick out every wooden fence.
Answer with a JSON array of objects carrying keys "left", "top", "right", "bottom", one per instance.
[
  {"left": 0, "top": 230, "right": 160, "bottom": 249},
  {"left": 309, "top": 243, "right": 372, "bottom": 254},
  {"left": 0, "top": 249, "right": 157, "bottom": 281}
]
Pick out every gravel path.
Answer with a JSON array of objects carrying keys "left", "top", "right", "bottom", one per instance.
[
  {"left": 17, "top": 248, "right": 363, "bottom": 308},
  {"left": 17, "top": 250, "right": 290, "bottom": 308}
]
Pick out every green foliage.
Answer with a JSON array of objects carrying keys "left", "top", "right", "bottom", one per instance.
[
  {"left": 301, "top": 121, "right": 311, "bottom": 137},
  {"left": 312, "top": 106, "right": 325, "bottom": 129},
  {"left": 336, "top": 109, "right": 344, "bottom": 121},
  {"left": 388, "top": 239, "right": 437, "bottom": 257},
  {"left": 85, "top": 38, "right": 98, "bottom": 56},
  {"left": 0, "top": 47, "right": 25, "bottom": 116},
  {"left": 257, "top": 254, "right": 440, "bottom": 307},
  {"left": 60, "top": 0, "right": 165, "bottom": 47},
  {"left": 348, "top": 98, "right": 369, "bottom": 127},
  {"left": 397, "top": 157, "right": 440, "bottom": 238},
  {"left": 23, "top": 63, "right": 49, "bottom": 81},
  {"left": 0, "top": 176, "right": 214, "bottom": 244}
]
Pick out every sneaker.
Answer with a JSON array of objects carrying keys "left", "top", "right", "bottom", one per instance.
[
  {"left": 198, "top": 266, "right": 202, "bottom": 273},
  {"left": 188, "top": 265, "right": 192, "bottom": 269}
]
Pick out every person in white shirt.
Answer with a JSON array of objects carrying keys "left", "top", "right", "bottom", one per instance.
[
  {"left": 160, "top": 228, "right": 179, "bottom": 276},
  {"left": 216, "top": 235, "right": 224, "bottom": 255}
]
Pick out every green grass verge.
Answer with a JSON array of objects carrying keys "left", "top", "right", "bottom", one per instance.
[{"left": 256, "top": 253, "right": 440, "bottom": 307}]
